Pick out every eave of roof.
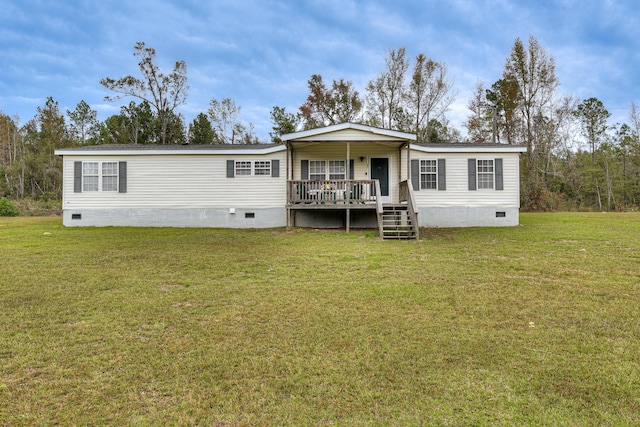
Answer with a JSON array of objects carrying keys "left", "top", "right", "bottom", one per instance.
[
  {"left": 55, "top": 143, "right": 286, "bottom": 156},
  {"left": 412, "top": 142, "right": 527, "bottom": 153}
]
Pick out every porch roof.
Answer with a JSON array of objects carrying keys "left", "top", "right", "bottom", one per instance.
[{"left": 281, "top": 122, "right": 416, "bottom": 146}]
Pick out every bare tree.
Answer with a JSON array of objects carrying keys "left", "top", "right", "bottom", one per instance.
[
  {"left": 365, "top": 48, "right": 410, "bottom": 129},
  {"left": 503, "top": 36, "right": 558, "bottom": 153},
  {"left": 100, "top": 42, "right": 189, "bottom": 144},
  {"left": 407, "top": 53, "right": 455, "bottom": 141}
]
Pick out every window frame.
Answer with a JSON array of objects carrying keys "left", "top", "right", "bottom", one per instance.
[
  {"left": 309, "top": 160, "right": 326, "bottom": 181},
  {"left": 476, "top": 159, "right": 495, "bottom": 190},
  {"left": 82, "top": 161, "right": 119, "bottom": 192},
  {"left": 328, "top": 160, "right": 346, "bottom": 180},
  {"left": 233, "top": 160, "right": 273, "bottom": 177},
  {"left": 82, "top": 161, "right": 99, "bottom": 192},
  {"left": 101, "top": 161, "right": 119, "bottom": 192},
  {"left": 234, "top": 161, "right": 253, "bottom": 176},
  {"left": 254, "top": 160, "right": 271, "bottom": 176},
  {"left": 420, "top": 159, "right": 438, "bottom": 190}
]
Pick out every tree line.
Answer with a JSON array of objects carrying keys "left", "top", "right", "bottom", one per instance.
[{"left": 1, "top": 38, "right": 639, "bottom": 211}]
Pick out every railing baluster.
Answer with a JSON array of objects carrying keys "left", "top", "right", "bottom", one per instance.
[{"left": 288, "top": 180, "right": 380, "bottom": 205}]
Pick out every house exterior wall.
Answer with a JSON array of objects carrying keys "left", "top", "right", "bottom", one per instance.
[
  {"left": 60, "top": 151, "right": 287, "bottom": 228},
  {"left": 407, "top": 149, "right": 522, "bottom": 227}
]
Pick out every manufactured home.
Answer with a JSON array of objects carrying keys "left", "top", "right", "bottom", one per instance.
[{"left": 55, "top": 123, "right": 526, "bottom": 239}]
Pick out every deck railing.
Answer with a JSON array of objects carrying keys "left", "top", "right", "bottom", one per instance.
[{"left": 287, "top": 180, "right": 379, "bottom": 205}]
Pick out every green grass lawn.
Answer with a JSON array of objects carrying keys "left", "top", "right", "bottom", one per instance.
[{"left": 1, "top": 213, "right": 639, "bottom": 426}]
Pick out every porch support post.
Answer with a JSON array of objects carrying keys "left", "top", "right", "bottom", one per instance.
[
  {"left": 346, "top": 142, "right": 351, "bottom": 232},
  {"left": 406, "top": 141, "right": 411, "bottom": 181}
]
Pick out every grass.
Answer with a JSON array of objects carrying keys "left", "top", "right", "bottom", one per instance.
[{"left": 0, "top": 213, "right": 639, "bottom": 426}]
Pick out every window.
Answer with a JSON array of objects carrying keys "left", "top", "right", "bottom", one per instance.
[
  {"left": 75, "top": 161, "right": 125, "bottom": 193},
  {"left": 309, "top": 160, "right": 326, "bottom": 180},
  {"left": 254, "top": 161, "right": 271, "bottom": 176},
  {"left": 227, "top": 160, "right": 278, "bottom": 177},
  {"left": 82, "top": 161, "right": 119, "bottom": 192},
  {"left": 82, "top": 162, "right": 99, "bottom": 191},
  {"left": 328, "top": 160, "right": 346, "bottom": 180},
  {"left": 101, "top": 162, "right": 119, "bottom": 191},
  {"left": 477, "top": 159, "right": 494, "bottom": 189},
  {"left": 420, "top": 159, "right": 437, "bottom": 190},
  {"left": 235, "top": 161, "right": 252, "bottom": 176}
]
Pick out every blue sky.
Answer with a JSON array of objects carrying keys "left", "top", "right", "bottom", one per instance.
[{"left": 1, "top": 0, "right": 639, "bottom": 141}]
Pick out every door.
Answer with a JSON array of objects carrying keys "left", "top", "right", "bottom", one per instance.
[{"left": 370, "top": 157, "right": 390, "bottom": 203}]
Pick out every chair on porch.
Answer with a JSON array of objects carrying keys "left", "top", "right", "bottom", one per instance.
[{"left": 351, "top": 183, "right": 364, "bottom": 203}]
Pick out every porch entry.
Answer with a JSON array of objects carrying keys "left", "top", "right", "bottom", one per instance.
[{"left": 370, "top": 157, "right": 390, "bottom": 203}]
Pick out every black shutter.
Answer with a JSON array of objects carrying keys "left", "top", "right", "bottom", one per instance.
[
  {"left": 301, "top": 160, "right": 309, "bottom": 180},
  {"left": 349, "top": 159, "right": 354, "bottom": 180},
  {"left": 118, "top": 161, "right": 127, "bottom": 193},
  {"left": 74, "top": 161, "right": 82, "bottom": 193},
  {"left": 468, "top": 158, "right": 477, "bottom": 190},
  {"left": 271, "top": 160, "right": 280, "bottom": 177},
  {"left": 227, "top": 160, "right": 235, "bottom": 178},
  {"left": 437, "top": 158, "right": 446, "bottom": 191},
  {"left": 411, "top": 159, "right": 420, "bottom": 191},
  {"left": 495, "top": 158, "right": 503, "bottom": 190}
]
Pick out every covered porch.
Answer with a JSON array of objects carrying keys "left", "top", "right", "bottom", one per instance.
[
  {"left": 282, "top": 123, "right": 417, "bottom": 239},
  {"left": 280, "top": 122, "right": 419, "bottom": 238}
]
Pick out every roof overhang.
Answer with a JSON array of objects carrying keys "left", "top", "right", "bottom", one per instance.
[
  {"left": 55, "top": 144, "right": 287, "bottom": 156},
  {"left": 281, "top": 122, "right": 417, "bottom": 143},
  {"left": 411, "top": 144, "right": 527, "bottom": 154}
]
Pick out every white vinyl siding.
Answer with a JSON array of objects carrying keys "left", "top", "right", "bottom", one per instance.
[
  {"left": 408, "top": 151, "right": 520, "bottom": 208},
  {"left": 62, "top": 152, "right": 286, "bottom": 210}
]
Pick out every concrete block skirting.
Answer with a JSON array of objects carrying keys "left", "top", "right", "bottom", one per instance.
[
  {"left": 63, "top": 208, "right": 287, "bottom": 228},
  {"left": 418, "top": 206, "right": 520, "bottom": 228}
]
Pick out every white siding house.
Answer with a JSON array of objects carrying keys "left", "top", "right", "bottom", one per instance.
[
  {"left": 55, "top": 123, "right": 527, "bottom": 235},
  {"left": 56, "top": 144, "right": 287, "bottom": 228},
  {"left": 409, "top": 143, "right": 525, "bottom": 227}
]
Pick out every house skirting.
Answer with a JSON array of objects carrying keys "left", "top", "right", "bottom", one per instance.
[
  {"left": 62, "top": 208, "right": 286, "bottom": 228},
  {"left": 418, "top": 206, "right": 520, "bottom": 228}
]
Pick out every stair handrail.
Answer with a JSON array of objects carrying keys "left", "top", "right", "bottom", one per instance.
[
  {"left": 399, "top": 180, "right": 419, "bottom": 239},
  {"left": 375, "top": 180, "right": 384, "bottom": 239}
]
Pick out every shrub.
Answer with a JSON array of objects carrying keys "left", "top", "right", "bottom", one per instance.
[
  {"left": 0, "top": 197, "right": 20, "bottom": 216},
  {"left": 12, "top": 198, "right": 61, "bottom": 216}
]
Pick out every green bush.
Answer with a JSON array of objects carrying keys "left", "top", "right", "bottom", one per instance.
[{"left": 0, "top": 197, "right": 20, "bottom": 216}]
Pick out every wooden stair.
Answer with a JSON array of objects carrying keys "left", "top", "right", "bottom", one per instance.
[{"left": 380, "top": 204, "right": 418, "bottom": 240}]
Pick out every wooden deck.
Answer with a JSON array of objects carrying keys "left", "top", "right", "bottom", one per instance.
[
  {"left": 286, "top": 179, "right": 418, "bottom": 239},
  {"left": 286, "top": 180, "right": 379, "bottom": 209}
]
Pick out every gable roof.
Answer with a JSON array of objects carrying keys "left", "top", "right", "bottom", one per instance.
[{"left": 281, "top": 122, "right": 417, "bottom": 142}]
